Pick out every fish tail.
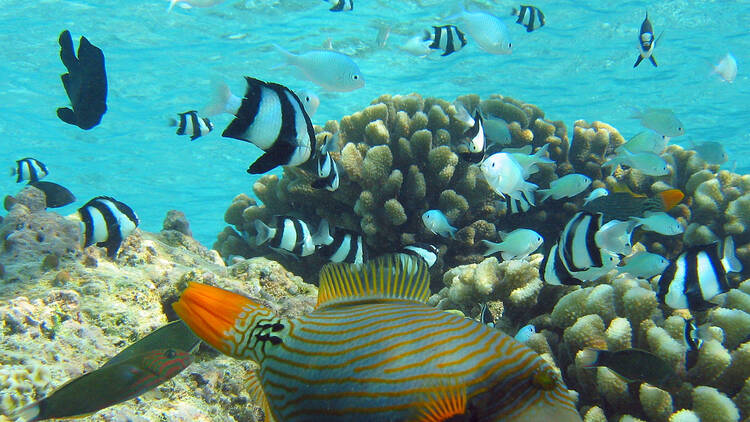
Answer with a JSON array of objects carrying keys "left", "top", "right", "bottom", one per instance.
[
  {"left": 254, "top": 220, "right": 273, "bottom": 246},
  {"left": 173, "top": 282, "right": 273, "bottom": 358},
  {"left": 201, "top": 79, "right": 236, "bottom": 117},
  {"left": 272, "top": 43, "right": 296, "bottom": 64},
  {"left": 537, "top": 188, "right": 552, "bottom": 203},
  {"left": 312, "top": 218, "right": 333, "bottom": 245},
  {"left": 657, "top": 189, "right": 684, "bottom": 211},
  {"left": 480, "top": 239, "right": 502, "bottom": 257},
  {"left": 167, "top": 0, "right": 179, "bottom": 12},
  {"left": 8, "top": 400, "right": 41, "bottom": 422},
  {"left": 722, "top": 236, "right": 742, "bottom": 273}
]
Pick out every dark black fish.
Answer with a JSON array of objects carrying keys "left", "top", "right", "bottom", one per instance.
[
  {"left": 56, "top": 30, "right": 107, "bottom": 130},
  {"left": 12, "top": 158, "right": 48, "bottom": 183},
  {"left": 320, "top": 228, "right": 367, "bottom": 265},
  {"left": 399, "top": 243, "right": 439, "bottom": 267},
  {"left": 582, "top": 189, "right": 683, "bottom": 221},
  {"left": 173, "top": 110, "right": 213, "bottom": 141},
  {"left": 222, "top": 77, "right": 315, "bottom": 174},
  {"left": 657, "top": 242, "right": 731, "bottom": 311},
  {"left": 458, "top": 111, "right": 486, "bottom": 163},
  {"left": 582, "top": 348, "right": 675, "bottom": 386},
  {"left": 424, "top": 25, "right": 467, "bottom": 56},
  {"left": 29, "top": 181, "right": 76, "bottom": 208},
  {"left": 634, "top": 13, "right": 657, "bottom": 68},
  {"left": 513, "top": 5, "right": 545, "bottom": 32},
  {"left": 75, "top": 196, "right": 139, "bottom": 257},
  {"left": 325, "top": 0, "right": 352, "bottom": 12}
]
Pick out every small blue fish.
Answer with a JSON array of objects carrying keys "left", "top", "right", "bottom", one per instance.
[
  {"left": 422, "top": 209, "right": 457, "bottom": 238},
  {"left": 514, "top": 324, "right": 536, "bottom": 343},
  {"left": 274, "top": 44, "right": 364, "bottom": 92},
  {"left": 617, "top": 251, "right": 669, "bottom": 279},
  {"left": 630, "top": 107, "right": 685, "bottom": 137}
]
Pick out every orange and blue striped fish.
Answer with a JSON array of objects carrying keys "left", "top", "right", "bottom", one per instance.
[
  {"left": 174, "top": 254, "right": 582, "bottom": 422},
  {"left": 12, "top": 348, "right": 193, "bottom": 422}
]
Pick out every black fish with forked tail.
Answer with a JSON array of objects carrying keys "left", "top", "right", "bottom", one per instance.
[{"left": 56, "top": 30, "right": 107, "bottom": 130}]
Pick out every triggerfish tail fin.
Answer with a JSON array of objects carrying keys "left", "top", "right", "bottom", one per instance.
[
  {"left": 414, "top": 382, "right": 469, "bottom": 422},
  {"left": 657, "top": 188, "right": 684, "bottom": 211},
  {"left": 316, "top": 253, "right": 431, "bottom": 309},
  {"left": 173, "top": 282, "right": 276, "bottom": 359}
]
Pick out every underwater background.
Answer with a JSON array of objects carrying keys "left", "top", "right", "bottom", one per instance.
[
  {"left": 1, "top": 0, "right": 747, "bottom": 246},
  {"left": 3, "top": 1, "right": 750, "bottom": 422}
]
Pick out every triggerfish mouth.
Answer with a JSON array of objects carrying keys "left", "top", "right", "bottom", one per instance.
[{"left": 174, "top": 254, "right": 582, "bottom": 422}]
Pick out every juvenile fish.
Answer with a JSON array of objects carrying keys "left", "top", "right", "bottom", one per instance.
[
  {"left": 633, "top": 13, "right": 658, "bottom": 68},
  {"left": 11, "top": 158, "right": 48, "bottom": 183},
  {"left": 514, "top": 324, "right": 536, "bottom": 342},
  {"left": 581, "top": 348, "right": 675, "bottom": 386},
  {"left": 617, "top": 251, "right": 669, "bottom": 279},
  {"left": 616, "top": 130, "right": 669, "bottom": 155},
  {"left": 512, "top": 5, "right": 545, "bottom": 32},
  {"left": 595, "top": 219, "right": 637, "bottom": 255},
  {"left": 458, "top": 111, "right": 486, "bottom": 163},
  {"left": 604, "top": 148, "right": 669, "bottom": 176},
  {"left": 451, "top": 6, "right": 512, "bottom": 55},
  {"left": 481, "top": 152, "right": 538, "bottom": 204},
  {"left": 692, "top": 141, "right": 729, "bottom": 165},
  {"left": 274, "top": 44, "right": 364, "bottom": 92},
  {"left": 324, "top": 0, "right": 353, "bottom": 12},
  {"left": 171, "top": 110, "right": 213, "bottom": 141},
  {"left": 399, "top": 242, "right": 439, "bottom": 267},
  {"left": 630, "top": 107, "right": 685, "bottom": 137},
  {"left": 70, "top": 196, "right": 139, "bottom": 257},
  {"left": 424, "top": 25, "right": 467, "bottom": 56},
  {"left": 422, "top": 209, "right": 457, "bottom": 238},
  {"left": 538, "top": 174, "right": 591, "bottom": 202},
  {"left": 56, "top": 30, "right": 107, "bottom": 130},
  {"left": 583, "top": 187, "right": 608, "bottom": 206},
  {"left": 631, "top": 211, "right": 684, "bottom": 235}
]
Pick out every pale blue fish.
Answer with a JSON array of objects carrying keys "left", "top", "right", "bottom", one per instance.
[
  {"left": 505, "top": 144, "right": 554, "bottom": 177},
  {"left": 273, "top": 44, "right": 364, "bottom": 92},
  {"left": 583, "top": 188, "right": 608, "bottom": 206},
  {"left": 451, "top": 6, "right": 512, "bottom": 55},
  {"left": 481, "top": 152, "right": 538, "bottom": 204},
  {"left": 616, "top": 130, "right": 669, "bottom": 155},
  {"left": 594, "top": 219, "right": 637, "bottom": 255},
  {"left": 514, "top": 324, "right": 536, "bottom": 343},
  {"left": 617, "top": 251, "right": 669, "bottom": 279},
  {"left": 482, "top": 228, "right": 543, "bottom": 260},
  {"left": 631, "top": 212, "right": 684, "bottom": 235},
  {"left": 538, "top": 174, "right": 591, "bottom": 202},
  {"left": 604, "top": 148, "right": 669, "bottom": 176},
  {"left": 484, "top": 115, "right": 512, "bottom": 145},
  {"left": 422, "top": 209, "right": 458, "bottom": 238},
  {"left": 630, "top": 107, "right": 685, "bottom": 137},
  {"left": 691, "top": 141, "right": 729, "bottom": 165}
]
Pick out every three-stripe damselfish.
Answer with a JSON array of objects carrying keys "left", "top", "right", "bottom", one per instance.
[{"left": 174, "top": 254, "right": 582, "bottom": 422}]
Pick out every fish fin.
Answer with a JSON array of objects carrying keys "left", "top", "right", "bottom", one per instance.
[
  {"left": 253, "top": 220, "right": 273, "bottom": 246},
  {"left": 413, "top": 381, "right": 468, "bottom": 422},
  {"left": 657, "top": 189, "right": 684, "bottom": 211},
  {"left": 633, "top": 55, "right": 644, "bottom": 68},
  {"left": 312, "top": 219, "right": 333, "bottom": 246},
  {"left": 173, "top": 282, "right": 275, "bottom": 358},
  {"left": 272, "top": 43, "right": 296, "bottom": 64},
  {"left": 649, "top": 55, "right": 658, "bottom": 67},
  {"left": 537, "top": 188, "right": 552, "bottom": 202},
  {"left": 201, "top": 79, "right": 238, "bottom": 116},
  {"left": 481, "top": 239, "right": 501, "bottom": 257},
  {"left": 316, "top": 253, "right": 431, "bottom": 309},
  {"left": 8, "top": 400, "right": 42, "bottom": 422},
  {"left": 247, "top": 141, "right": 296, "bottom": 174},
  {"left": 722, "top": 236, "right": 742, "bottom": 273},
  {"left": 245, "top": 369, "right": 277, "bottom": 422},
  {"left": 56, "top": 107, "right": 78, "bottom": 126},
  {"left": 28, "top": 181, "right": 76, "bottom": 208},
  {"left": 167, "top": 0, "right": 179, "bottom": 12}
]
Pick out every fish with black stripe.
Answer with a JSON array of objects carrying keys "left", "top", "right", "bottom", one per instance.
[
  {"left": 512, "top": 5, "right": 545, "bottom": 32},
  {"left": 221, "top": 77, "right": 315, "bottom": 174},
  {"left": 69, "top": 196, "right": 139, "bottom": 258},
  {"left": 634, "top": 12, "right": 658, "bottom": 68},
  {"left": 171, "top": 110, "right": 213, "bottom": 141},
  {"left": 657, "top": 237, "right": 742, "bottom": 311},
  {"left": 541, "top": 211, "right": 620, "bottom": 285},
  {"left": 684, "top": 317, "right": 703, "bottom": 371},
  {"left": 311, "top": 135, "right": 340, "bottom": 191},
  {"left": 399, "top": 242, "right": 440, "bottom": 267},
  {"left": 324, "top": 0, "right": 352, "bottom": 12},
  {"left": 424, "top": 25, "right": 467, "bottom": 56},
  {"left": 458, "top": 111, "right": 486, "bottom": 163},
  {"left": 11, "top": 157, "right": 48, "bottom": 183},
  {"left": 254, "top": 217, "right": 332, "bottom": 258},
  {"left": 174, "top": 254, "right": 583, "bottom": 422},
  {"left": 319, "top": 227, "right": 367, "bottom": 265}
]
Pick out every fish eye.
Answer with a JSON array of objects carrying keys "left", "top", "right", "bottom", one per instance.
[
  {"left": 352, "top": 74, "right": 359, "bottom": 80},
  {"left": 166, "top": 349, "right": 176, "bottom": 358},
  {"left": 507, "top": 42, "right": 512, "bottom": 48}
]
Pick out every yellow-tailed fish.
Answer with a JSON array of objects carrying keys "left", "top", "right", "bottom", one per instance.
[
  {"left": 173, "top": 254, "right": 582, "bottom": 422},
  {"left": 11, "top": 348, "right": 193, "bottom": 422}
]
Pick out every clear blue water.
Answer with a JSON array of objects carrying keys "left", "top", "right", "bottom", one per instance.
[{"left": 2, "top": 0, "right": 748, "bottom": 247}]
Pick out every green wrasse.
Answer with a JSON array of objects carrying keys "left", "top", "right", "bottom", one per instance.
[
  {"left": 174, "top": 254, "right": 582, "bottom": 422},
  {"left": 582, "top": 187, "right": 683, "bottom": 221},
  {"left": 12, "top": 349, "right": 192, "bottom": 421}
]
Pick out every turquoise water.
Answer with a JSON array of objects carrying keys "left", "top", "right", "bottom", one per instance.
[{"left": 2, "top": 0, "right": 748, "bottom": 247}]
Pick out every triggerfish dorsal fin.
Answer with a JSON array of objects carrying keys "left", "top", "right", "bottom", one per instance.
[{"left": 316, "top": 254, "right": 431, "bottom": 309}]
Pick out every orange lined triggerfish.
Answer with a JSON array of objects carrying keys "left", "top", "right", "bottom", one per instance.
[{"left": 174, "top": 254, "right": 583, "bottom": 421}]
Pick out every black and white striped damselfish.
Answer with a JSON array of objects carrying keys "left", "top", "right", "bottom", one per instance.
[
  {"left": 657, "top": 238, "right": 742, "bottom": 311},
  {"left": 311, "top": 136, "right": 340, "bottom": 191},
  {"left": 634, "top": 13, "right": 658, "bottom": 68},
  {"left": 424, "top": 25, "right": 467, "bottom": 56},
  {"left": 172, "top": 110, "right": 213, "bottom": 141},
  {"left": 254, "top": 217, "right": 332, "bottom": 258},
  {"left": 324, "top": 0, "right": 352, "bottom": 12},
  {"left": 541, "top": 211, "right": 619, "bottom": 285},
  {"left": 11, "top": 157, "right": 48, "bottom": 183},
  {"left": 319, "top": 228, "right": 367, "bottom": 265},
  {"left": 458, "top": 111, "right": 486, "bottom": 163},
  {"left": 399, "top": 242, "right": 440, "bottom": 267},
  {"left": 174, "top": 254, "right": 583, "bottom": 422},
  {"left": 512, "top": 5, "right": 545, "bottom": 32},
  {"left": 70, "top": 196, "right": 139, "bottom": 258},
  {"left": 222, "top": 77, "right": 315, "bottom": 174}
]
